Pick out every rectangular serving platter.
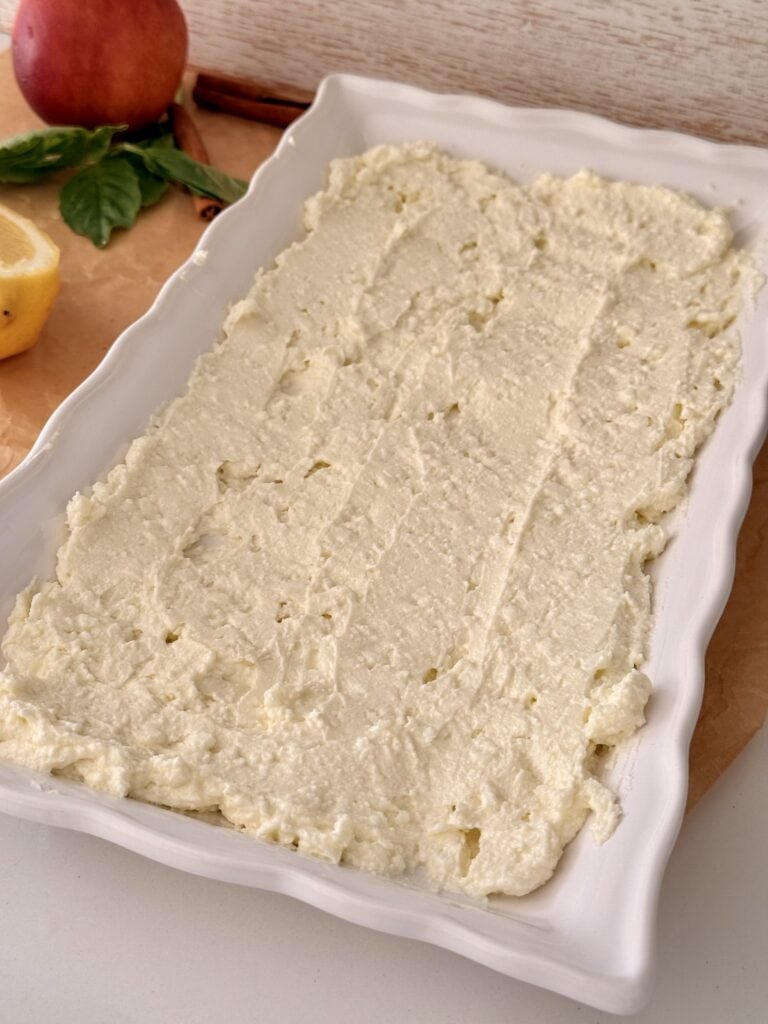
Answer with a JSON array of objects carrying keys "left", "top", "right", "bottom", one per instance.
[{"left": 1, "top": 75, "right": 767, "bottom": 1014}]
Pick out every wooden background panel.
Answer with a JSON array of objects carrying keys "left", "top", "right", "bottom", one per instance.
[{"left": 1, "top": 0, "right": 767, "bottom": 146}]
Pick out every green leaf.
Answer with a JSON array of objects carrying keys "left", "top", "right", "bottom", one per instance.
[
  {"left": 82, "top": 125, "right": 125, "bottom": 163},
  {"left": 133, "top": 161, "right": 169, "bottom": 207},
  {"left": 143, "top": 132, "right": 175, "bottom": 151},
  {"left": 117, "top": 152, "right": 169, "bottom": 207},
  {"left": 123, "top": 141, "right": 247, "bottom": 204},
  {"left": 59, "top": 157, "right": 142, "bottom": 247},
  {"left": 0, "top": 125, "right": 126, "bottom": 183}
]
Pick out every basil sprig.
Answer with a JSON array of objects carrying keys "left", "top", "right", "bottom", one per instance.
[{"left": 0, "top": 124, "right": 248, "bottom": 247}]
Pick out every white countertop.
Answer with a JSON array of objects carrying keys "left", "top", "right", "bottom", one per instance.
[{"left": 0, "top": 724, "right": 765, "bottom": 1023}]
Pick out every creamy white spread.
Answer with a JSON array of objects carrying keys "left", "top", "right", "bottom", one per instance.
[{"left": 0, "top": 144, "right": 753, "bottom": 897}]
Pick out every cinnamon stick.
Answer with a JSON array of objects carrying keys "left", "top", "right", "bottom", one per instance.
[
  {"left": 192, "top": 72, "right": 313, "bottom": 128},
  {"left": 168, "top": 102, "right": 224, "bottom": 221}
]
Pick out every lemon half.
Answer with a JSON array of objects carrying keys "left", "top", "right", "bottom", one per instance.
[{"left": 0, "top": 202, "right": 60, "bottom": 359}]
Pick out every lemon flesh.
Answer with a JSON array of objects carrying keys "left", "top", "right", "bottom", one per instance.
[{"left": 0, "top": 203, "right": 60, "bottom": 359}]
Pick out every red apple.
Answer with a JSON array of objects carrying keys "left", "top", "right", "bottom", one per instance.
[{"left": 12, "top": 0, "right": 188, "bottom": 131}]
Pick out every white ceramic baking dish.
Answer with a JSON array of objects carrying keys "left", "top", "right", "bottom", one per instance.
[{"left": 1, "top": 76, "right": 767, "bottom": 1015}]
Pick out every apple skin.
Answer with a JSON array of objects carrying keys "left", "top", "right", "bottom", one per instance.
[{"left": 12, "top": 0, "right": 188, "bottom": 130}]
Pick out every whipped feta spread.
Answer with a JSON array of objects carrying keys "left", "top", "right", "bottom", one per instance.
[{"left": 0, "top": 144, "right": 753, "bottom": 897}]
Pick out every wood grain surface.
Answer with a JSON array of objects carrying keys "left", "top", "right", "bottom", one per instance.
[{"left": 2, "top": 0, "right": 766, "bottom": 146}]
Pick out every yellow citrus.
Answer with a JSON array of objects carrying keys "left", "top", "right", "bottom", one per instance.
[{"left": 0, "top": 202, "right": 60, "bottom": 359}]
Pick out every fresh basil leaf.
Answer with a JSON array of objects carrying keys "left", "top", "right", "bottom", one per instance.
[
  {"left": 115, "top": 152, "right": 169, "bottom": 207},
  {"left": 60, "top": 157, "right": 142, "bottom": 247},
  {"left": 144, "top": 132, "right": 175, "bottom": 151},
  {"left": 132, "top": 161, "right": 169, "bottom": 207},
  {"left": 149, "top": 147, "right": 247, "bottom": 203},
  {"left": 0, "top": 128, "right": 89, "bottom": 182},
  {"left": 0, "top": 125, "right": 126, "bottom": 183},
  {"left": 82, "top": 125, "right": 125, "bottom": 163},
  {"left": 124, "top": 142, "right": 247, "bottom": 204}
]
